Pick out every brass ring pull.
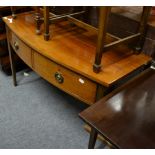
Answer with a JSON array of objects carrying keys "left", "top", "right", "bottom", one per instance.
[
  {"left": 14, "top": 41, "right": 19, "bottom": 51},
  {"left": 54, "top": 72, "right": 64, "bottom": 84}
]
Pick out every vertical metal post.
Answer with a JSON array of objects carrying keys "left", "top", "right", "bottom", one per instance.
[
  {"left": 44, "top": 6, "right": 50, "bottom": 41},
  {"left": 93, "top": 7, "right": 111, "bottom": 73},
  {"left": 135, "top": 6, "right": 151, "bottom": 53}
]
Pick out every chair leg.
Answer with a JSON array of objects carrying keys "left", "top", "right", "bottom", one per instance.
[
  {"left": 35, "top": 7, "right": 42, "bottom": 35},
  {"left": 44, "top": 6, "right": 50, "bottom": 41},
  {"left": 93, "top": 7, "right": 111, "bottom": 73},
  {"left": 135, "top": 6, "right": 151, "bottom": 53},
  {"left": 88, "top": 127, "right": 98, "bottom": 149},
  {"left": 11, "top": 6, "right": 16, "bottom": 19}
]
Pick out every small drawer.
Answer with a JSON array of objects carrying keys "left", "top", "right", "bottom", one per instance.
[
  {"left": 10, "top": 32, "right": 32, "bottom": 67},
  {"left": 33, "top": 51, "right": 97, "bottom": 105}
]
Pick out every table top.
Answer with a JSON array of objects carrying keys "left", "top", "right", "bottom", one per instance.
[
  {"left": 3, "top": 12, "right": 151, "bottom": 87},
  {"left": 79, "top": 68, "right": 155, "bottom": 148}
]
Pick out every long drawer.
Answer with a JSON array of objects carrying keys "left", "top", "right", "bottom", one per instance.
[
  {"left": 33, "top": 51, "right": 97, "bottom": 105},
  {"left": 9, "top": 31, "right": 32, "bottom": 68}
]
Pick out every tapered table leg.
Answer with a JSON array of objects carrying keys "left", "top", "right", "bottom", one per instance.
[
  {"left": 6, "top": 27, "right": 17, "bottom": 86},
  {"left": 88, "top": 127, "right": 98, "bottom": 149}
]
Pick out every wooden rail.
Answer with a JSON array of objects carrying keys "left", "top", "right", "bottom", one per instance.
[{"left": 104, "top": 33, "right": 141, "bottom": 51}]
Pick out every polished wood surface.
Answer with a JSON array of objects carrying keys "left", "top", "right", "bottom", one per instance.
[
  {"left": 35, "top": 7, "right": 151, "bottom": 73},
  {"left": 0, "top": 7, "right": 33, "bottom": 75},
  {"left": 9, "top": 31, "right": 32, "bottom": 68},
  {"left": 33, "top": 51, "right": 97, "bottom": 104},
  {"left": 79, "top": 68, "right": 155, "bottom": 148},
  {"left": 3, "top": 12, "right": 151, "bottom": 87}
]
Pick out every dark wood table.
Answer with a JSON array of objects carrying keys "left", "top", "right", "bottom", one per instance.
[{"left": 79, "top": 67, "right": 155, "bottom": 149}]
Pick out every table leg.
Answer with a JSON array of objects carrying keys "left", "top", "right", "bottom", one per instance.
[
  {"left": 88, "top": 127, "right": 98, "bottom": 149},
  {"left": 9, "top": 47, "right": 17, "bottom": 86},
  {"left": 6, "top": 27, "right": 17, "bottom": 86}
]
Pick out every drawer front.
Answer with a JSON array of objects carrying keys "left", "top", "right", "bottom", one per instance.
[
  {"left": 10, "top": 32, "right": 32, "bottom": 67},
  {"left": 33, "top": 51, "right": 97, "bottom": 105}
]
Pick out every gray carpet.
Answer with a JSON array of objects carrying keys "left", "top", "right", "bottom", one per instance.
[{"left": 0, "top": 69, "right": 107, "bottom": 149}]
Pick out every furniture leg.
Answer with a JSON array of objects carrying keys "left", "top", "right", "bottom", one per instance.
[
  {"left": 95, "top": 84, "right": 108, "bottom": 101},
  {"left": 9, "top": 47, "right": 17, "bottom": 86},
  {"left": 35, "top": 6, "right": 42, "bottom": 35},
  {"left": 93, "top": 7, "right": 111, "bottom": 73},
  {"left": 6, "top": 27, "right": 17, "bottom": 86},
  {"left": 135, "top": 6, "right": 151, "bottom": 53},
  {"left": 44, "top": 6, "right": 50, "bottom": 41},
  {"left": 88, "top": 127, "right": 98, "bottom": 149},
  {"left": 84, "top": 124, "right": 116, "bottom": 149},
  {"left": 10, "top": 6, "right": 16, "bottom": 19}
]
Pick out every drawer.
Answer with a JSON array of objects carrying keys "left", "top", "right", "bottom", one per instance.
[
  {"left": 33, "top": 51, "right": 97, "bottom": 105},
  {"left": 9, "top": 31, "right": 32, "bottom": 67}
]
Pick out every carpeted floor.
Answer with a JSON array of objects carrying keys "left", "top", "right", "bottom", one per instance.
[{"left": 0, "top": 69, "right": 107, "bottom": 149}]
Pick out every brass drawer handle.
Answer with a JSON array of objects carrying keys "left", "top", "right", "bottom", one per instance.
[
  {"left": 14, "top": 41, "right": 19, "bottom": 51},
  {"left": 54, "top": 72, "right": 64, "bottom": 84}
]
